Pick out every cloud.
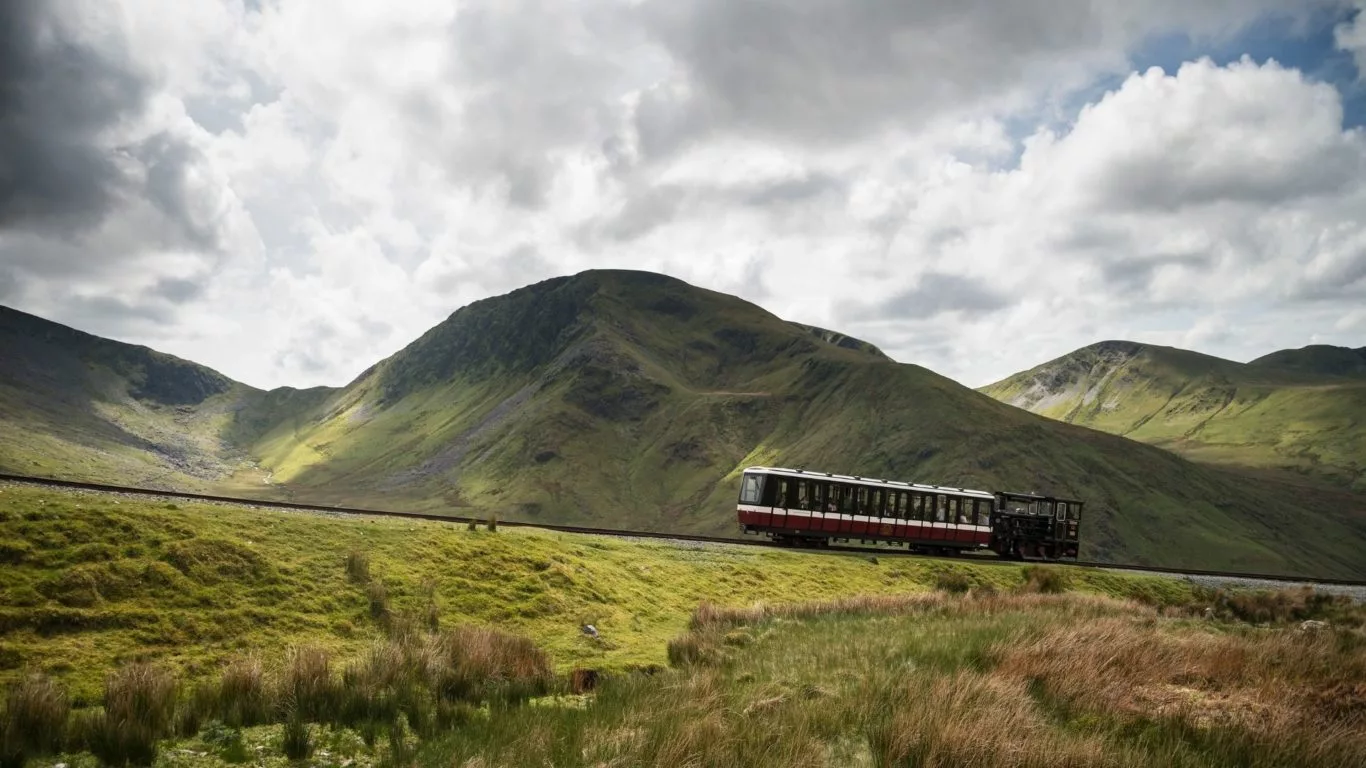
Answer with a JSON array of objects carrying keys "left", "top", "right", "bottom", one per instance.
[
  {"left": 1336, "top": 2, "right": 1366, "bottom": 74},
  {"left": 0, "top": 1, "right": 229, "bottom": 248},
  {"left": 0, "top": 0, "right": 149, "bottom": 234},
  {"left": 3, "top": 0, "right": 1365, "bottom": 395},
  {"left": 847, "top": 273, "right": 1011, "bottom": 322}
]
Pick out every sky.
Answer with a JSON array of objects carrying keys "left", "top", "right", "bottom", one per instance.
[{"left": 2, "top": 0, "right": 1366, "bottom": 391}]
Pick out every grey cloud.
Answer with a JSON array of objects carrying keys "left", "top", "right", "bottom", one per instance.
[
  {"left": 0, "top": 266, "right": 18, "bottom": 303},
  {"left": 630, "top": 0, "right": 1330, "bottom": 162},
  {"left": 59, "top": 295, "right": 176, "bottom": 336},
  {"left": 633, "top": 0, "right": 1112, "bottom": 156},
  {"left": 847, "top": 272, "right": 1012, "bottom": 322},
  {"left": 583, "top": 171, "right": 846, "bottom": 245},
  {"left": 735, "top": 171, "right": 846, "bottom": 208},
  {"left": 0, "top": 1, "right": 226, "bottom": 252},
  {"left": 135, "top": 134, "right": 223, "bottom": 251},
  {"left": 1094, "top": 146, "right": 1365, "bottom": 214},
  {"left": 1101, "top": 252, "right": 1213, "bottom": 292},
  {"left": 0, "top": 0, "right": 147, "bottom": 234},
  {"left": 399, "top": 0, "right": 636, "bottom": 209},
  {"left": 151, "top": 277, "right": 207, "bottom": 304}
]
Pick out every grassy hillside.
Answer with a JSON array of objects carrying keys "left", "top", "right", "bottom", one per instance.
[
  {"left": 5, "top": 274, "right": 1366, "bottom": 576},
  {"left": 2, "top": 484, "right": 1362, "bottom": 768},
  {"left": 1250, "top": 344, "right": 1366, "bottom": 377},
  {"left": 0, "top": 483, "right": 1191, "bottom": 697},
  {"left": 979, "top": 340, "right": 1366, "bottom": 493}
]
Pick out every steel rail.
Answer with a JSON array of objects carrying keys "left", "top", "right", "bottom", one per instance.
[{"left": 2, "top": 472, "right": 1363, "bottom": 587}]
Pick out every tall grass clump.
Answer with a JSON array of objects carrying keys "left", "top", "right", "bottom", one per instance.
[
  {"left": 346, "top": 551, "right": 371, "bottom": 584},
  {"left": 934, "top": 569, "right": 972, "bottom": 594},
  {"left": 368, "top": 580, "right": 391, "bottom": 621},
  {"left": 0, "top": 672, "right": 69, "bottom": 768},
  {"left": 280, "top": 715, "right": 313, "bottom": 760},
  {"left": 280, "top": 647, "right": 337, "bottom": 722},
  {"left": 1020, "top": 564, "right": 1068, "bottom": 594},
  {"left": 87, "top": 663, "right": 177, "bottom": 768},
  {"left": 219, "top": 657, "right": 272, "bottom": 727}
]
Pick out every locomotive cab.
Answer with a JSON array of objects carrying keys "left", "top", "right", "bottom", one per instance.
[{"left": 990, "top": 491, "right": 1082, "bottom": 561}]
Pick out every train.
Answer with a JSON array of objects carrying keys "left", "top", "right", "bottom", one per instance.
[{"left": 735, "top": 466, "right": 1081, "bottom": 560}]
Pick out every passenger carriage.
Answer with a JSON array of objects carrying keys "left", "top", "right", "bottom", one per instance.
[{"left": 735, "top": 466, "right": 1081, "bottom": 560}]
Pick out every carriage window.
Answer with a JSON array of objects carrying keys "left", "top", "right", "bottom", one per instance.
[
  {"left": 955, "top": 498, "right": 970, "bottom": 524},
  {"left": 870, "top": 489, "right": 883, "bottom": 516},
  {"left": 975, "top": 500, "right": 991, "bottom": 525},
  {"left": 740, "top": 474, "right": 763, "bottom": 504},
  {"left": 796, "top": 480, "right": 810, "bottom": 509},
  {"left": 776, "top": 479, "right": 790, "bottom": 508},
  {"left": 894, "top": 491, "right": 906, "bottom": 519}
]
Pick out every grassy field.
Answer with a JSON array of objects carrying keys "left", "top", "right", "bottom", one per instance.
[{"left": 2, "top": 483, "right": 1363, "bottom": 767}]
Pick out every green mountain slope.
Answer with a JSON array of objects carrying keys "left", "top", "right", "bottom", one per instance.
[
  {"left": 0, "top": 305, "right": 332, "bottom": 490},
  {"left": 978, "top": 340, "right": 1366, "bottom": 492},
  {"left": 3, "top": 274, "right": 1366, "bottom": 578},
  {"left": 1249, "top": 344, "right": 1366, "bottom": 377}
]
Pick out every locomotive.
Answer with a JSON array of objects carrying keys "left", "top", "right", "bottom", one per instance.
[{"left": 736, "top": 466, "right": 1081, "bottom": 561}]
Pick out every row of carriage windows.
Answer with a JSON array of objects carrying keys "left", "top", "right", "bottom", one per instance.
[
  {"left": 759, "top": 476, "right": 992, "bottom": 526},
  {"left": 739, "top": 474, "right": 1081, "bottom": 524}
]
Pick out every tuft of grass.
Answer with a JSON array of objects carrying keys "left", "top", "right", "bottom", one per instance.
[
  {"left": 0, "top": 671, "right": 69, "bottom": 768},
  {"left": 1021, "top": 564, "right": 1068, "bottom": 594},
  {"left": 219, "top": 656, "right": 271, "bottom": 728},
  {"left": 935, "top": 569, "right": 973, "bottom": 594},
  {"left": 367, "top": 580, "right": 391, "bottom": 622},
  {"left": 280, "top": 647, "right": 336, "bottom": 722},
  {"left": 280, "top": 715, "right": 313, "bottom": 761},
  {"left": 346, "top": 551, "right": 370, "bottom": 584},
  {"left": 87, "top": 662, "right": 177, "bottom": 768}
]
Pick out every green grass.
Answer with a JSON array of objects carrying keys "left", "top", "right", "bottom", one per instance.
[
  {"left": 3, "top": 483, "right": 1362, "bottom": 768},
  {"left": 0, "top": 483, "right": 1196, "bottom": 702}
]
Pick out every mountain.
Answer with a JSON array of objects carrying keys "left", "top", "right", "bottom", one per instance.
[
  {"left": 978, "top": 340, "right": 1366, "bottom": 492},
  {"left": 1249, "top": 344, "right": 1366, "bottom": 377},
  {"left": 4, "top": 273, "right": 1366, "bottom": 578}
]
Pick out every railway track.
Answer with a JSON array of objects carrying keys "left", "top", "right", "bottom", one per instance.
[{"left": 3, "top": 471, "right": 1364, "bottom": 587}]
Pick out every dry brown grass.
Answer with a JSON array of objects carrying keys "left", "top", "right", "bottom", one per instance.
[
  {"left": 866, "top": 669, "right": 1126, "bottom": 767},
  {"left": 996, "top": 617, "right": 1366, "bottom": 764}
]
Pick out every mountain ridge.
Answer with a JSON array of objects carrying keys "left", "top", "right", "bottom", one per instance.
[
  {"left": 4, "top": 272, "right": 1366, "bottom": 577},
  {"left": 979, "top": 339, "right": 1366, "bottom": 492}
]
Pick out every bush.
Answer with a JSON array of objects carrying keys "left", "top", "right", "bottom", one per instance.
[{"left": 346, "top": 551, "right": 370, "bottom": 584}]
